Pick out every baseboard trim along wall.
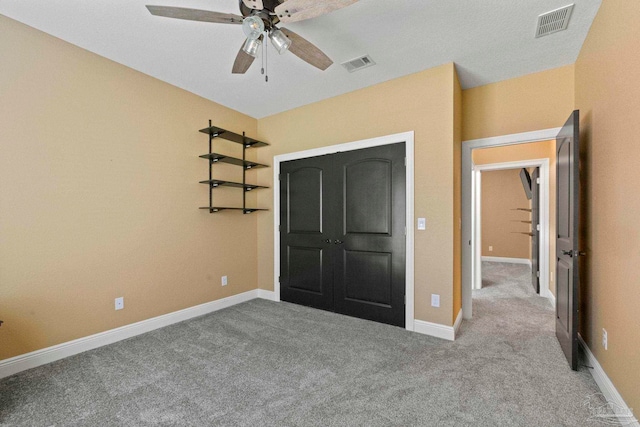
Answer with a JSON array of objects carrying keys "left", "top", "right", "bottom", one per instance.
[
  {"left": 256, "top": 289, "right": 277, "bottom": 301},
  {"left": 1, "top": 288, "right": 462, "bottom": 379},
  {"left": 579, "top": 334, "right": 639, "bottom": 427},
  {"left": 481, "top": 256, "right": 532, "bottom": 265},
  {"left": 0, "top": 289, "right": 265, "bottom": 379},
  {"left": 414, "top": 310, "right": 463, "bottom": 341}
]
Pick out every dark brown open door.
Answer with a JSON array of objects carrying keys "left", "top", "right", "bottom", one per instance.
[
  {"left": 531, "top": 168, "right": 540, "bottom": 293},
  {"left": 556, "top": 110, "right": 580, "bottom": 370}
]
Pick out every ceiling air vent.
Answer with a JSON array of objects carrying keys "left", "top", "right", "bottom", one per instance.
[
  {"left": 341, "top": 55, "right": 376, "bottom": 73},
  {"left": 535, "top": 4, "right": 574, "bottom": 38}
]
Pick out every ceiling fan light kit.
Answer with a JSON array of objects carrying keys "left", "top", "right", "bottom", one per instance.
[
  {"left": 242, "top": 14, "right": 265, "bottom": 40},
  {"left": 243, "top": 37, "right": 262, "bottom": 57},
  {"left": 146, "top": 0, "right": 357, "bottom": 75},
  {"left": 269, "top": 29, "right": 292, "bottom": 54}
]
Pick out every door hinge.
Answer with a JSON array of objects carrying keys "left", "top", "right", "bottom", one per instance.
[
  {"left": 404, "top": 294, "right": 406, "bottom": 305},
  {"left": 536, "top": 271, "right": 540, "bottom": 278},
  {"left": 278, "top": 276, "right": 280, "bottom": 282},
  {"left": 536, "top": 224, "right": 541, "bottom": 231},
  {"left": 404, "top": 226, "right": 407, "bottom": 236},
  {"left": 278, "top": 173, "right": 282, "bottom": 180},
  {"left": 536, "top": 177, "right": 540, "bottom": 184},
  {"left": 404, "top": 157, "right": 407, "bottom": 166},
  {"left": 278, "top": 225, "right": 281, "bottom": 231}
]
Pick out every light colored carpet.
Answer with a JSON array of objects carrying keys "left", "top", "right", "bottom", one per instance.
[{"left": 0, "top": 262, "right": 603, "bottom": 426}]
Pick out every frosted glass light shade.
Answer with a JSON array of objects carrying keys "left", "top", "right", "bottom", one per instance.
[
  {"left": 269, "top": 29, "right": 291, "bottom": 54},
  {"left": 242, "top": 37, "right": 262, "bottom": 57},
  {"left": 242, "top": 15, "right": 264, "bottom": 40}
]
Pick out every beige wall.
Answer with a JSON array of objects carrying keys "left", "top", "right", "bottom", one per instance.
[
  {"left": 257, "top": 64, "right": 459, "bottom": 327},
  {"left": 575, "top": 0, "right": 640, "bottom": 412},
  {"left": 473, "top": 140, "right": 556, "bottom": 295},
  {"left": 0, "top": 16, "right": 260, "bottom": 360},
  {"left": 480, "top": 169, "right": 531, "bottom": 259},
  {"left": 462, "top": 65, "right": 574, "bottom": 141}
]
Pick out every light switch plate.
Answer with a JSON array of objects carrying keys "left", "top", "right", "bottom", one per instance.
[{"left": 417, "top": 218, "right": 426, "bottom": 230}]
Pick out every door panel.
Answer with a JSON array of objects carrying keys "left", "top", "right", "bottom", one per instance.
[
  {"left": 334, "top": 143, "right": 406, "bottom": 327},
  {"left": 345, "top": 159, "right": 392, "bottom": 235},
  {"left": 280, "top": 156, "right": 336, "bottom": 311},
  {"left": 344, "top": 250, "right": 392, "bottom": 306},
  {"left": 287, "top": 246, "right": 324, "bottom": 294},
  {"left": 531, "top": 168, "right": 540, "bottom": 293},
  {"left": 555, "top": 110, "right": 580, "bottom": 370},
  {"left": 288, "top": 167, "right": 323, "bottom": 234}
]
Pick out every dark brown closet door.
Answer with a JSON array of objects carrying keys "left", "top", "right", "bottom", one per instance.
[
  {"left": 333, "top": 143, "right": 406, "bottom": 327},
  {"left": 280, "top": 154, "right": 337, "bottom": 311},
  {"left": 280, "top": 142, "right": 406, "bottom": 327}
]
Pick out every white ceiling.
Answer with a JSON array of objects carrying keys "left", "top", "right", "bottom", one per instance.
[{"left": 0, "top": 0, "right": 601, "bottom": 118}]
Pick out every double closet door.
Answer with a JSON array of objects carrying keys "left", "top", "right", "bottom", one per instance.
[{"left": 279, "top": 143, "right": 406, "bottom": 327}]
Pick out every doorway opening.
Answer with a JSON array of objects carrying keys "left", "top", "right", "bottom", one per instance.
[
  {"left": 472, "top": 159, "right": 552, "bottom": 301},
  {"left": 461, "top": 128, "right": 562, "bottom": 320}
]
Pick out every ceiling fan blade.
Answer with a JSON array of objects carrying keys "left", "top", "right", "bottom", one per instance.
[
  {"left": 241, "top": 0, "right": 264, "bottom": 11},
  {"left": 275, "top": 0, "right": 358, "bottom": 23},
  {"left": 280, "top": 28, "right": 333, "bottom": 71},
  {"left": 146, "top": 6, "right": 243, "bottom": 24},
  {"left": 232, "top": 41, "right": 256, "bottom": 74}
]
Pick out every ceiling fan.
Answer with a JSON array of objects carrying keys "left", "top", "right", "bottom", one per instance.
[{"left": 146, "top": 0, "right": 359, "bottom": 74}]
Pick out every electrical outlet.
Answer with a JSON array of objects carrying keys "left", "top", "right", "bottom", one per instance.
[
  {"left": 221, "top": 275, "right": 228, "bottom": 286},
  {"left": 602, "top": 328, "right": 608, "bottom": 350},
  {"left": 489, "top": 246, "right": 493, "bottom": 252},
  {"left": 551, "top": 271, "right": 554, "bottom": 282},
  {"left": 417, "top": 218, "right": 426, "bottom": 230},
  {"left": 115, "top": 297, "right": 124, "bottom": 311},
  {"left": 431, "top": 294, "right": 440, "bottom": 308}
]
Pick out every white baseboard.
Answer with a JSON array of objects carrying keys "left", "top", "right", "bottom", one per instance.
[
  {"left": 414, "top": 319, "right": 456, "bottom": 341},
  {"left": 453, "top": 309, "right": 463, "bottom": 339},
  {"left": 257, "top": 289, "right": 277, "bottom": 301},
  {"left": 0, "top": 289, "right": 262, "bottom": 380},
  {"left": 579, "top": 334, "right": 639, "bottom": 426},
  {"left": 482, "top": 256, "right": 532, "bottom": 265},
  {"left": 543, "top": 288, "right": 556, "bottom": 307}
]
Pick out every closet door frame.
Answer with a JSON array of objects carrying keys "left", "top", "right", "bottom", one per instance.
[{"left": 273, "top": 131, "right": 416, "bottom": 331}]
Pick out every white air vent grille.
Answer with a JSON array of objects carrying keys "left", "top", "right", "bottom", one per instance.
[
  {"left": 341, "top": 55, "right": 376, "bottom": 73},
  {"left": 536, "top": 4, "right": 574, "bottom": 38}
]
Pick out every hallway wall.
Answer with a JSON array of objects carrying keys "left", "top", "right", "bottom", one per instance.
[
  {"left": 480, "top": 169, "right": 531, "bottom": 259},
  {"left": 574, "top": 0, "right": 640, "bottom": 412}
]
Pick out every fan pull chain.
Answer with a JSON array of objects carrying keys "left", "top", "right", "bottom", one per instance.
[
  {"left": 261, "top": 34, "right": 265, "bottom": 76},
  {"left": 260, "top": 32, "right": 268, "bottom": 83}
]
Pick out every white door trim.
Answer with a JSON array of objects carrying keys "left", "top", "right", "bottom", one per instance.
[
  {"left": 273, "top": 131, "right": 416, "bottom": 331},
  {"left": 462, "top": 127, "right": 561, "bottom": 319},
  {"left": 472, "top": 159, "right": 552, "bottom": 304}
]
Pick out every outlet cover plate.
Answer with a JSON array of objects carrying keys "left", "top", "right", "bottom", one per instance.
[
  {"left": 115, "top": 297, "right": 124, "bottom": 310},
  {"left": 431, "top": 294, "right": 440, "bottom": 308}
]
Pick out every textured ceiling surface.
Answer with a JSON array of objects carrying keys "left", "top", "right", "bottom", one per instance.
[{"left": 0, "top": 0, "right": 601, "bottom": 118}]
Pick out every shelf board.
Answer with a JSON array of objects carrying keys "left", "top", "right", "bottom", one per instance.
[
  {"left": 199, "top": 207, "right": 268, "bottom": 214},
  {"left": 198, "top": 180, "right": 268, "bottom": 191},
  {"left": 199, "top": 152, "right": 268, "bottom": 169},
  {"left": 199, "top": 126, "right": 269, "bottom": 148}
]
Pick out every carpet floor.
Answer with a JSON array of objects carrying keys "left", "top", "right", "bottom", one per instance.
[{"left": 0, "top": 262, "right": 604, "bottom": 426}]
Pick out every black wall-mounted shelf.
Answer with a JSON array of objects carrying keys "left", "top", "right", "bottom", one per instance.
[
  {"left": 198, "top": 153, "right": 267, "bottom": 169},
  {"left": 199, "top": 125, "right": 269, "bottom": 148},
  {"left": 199, "top": 121, "right": 269, "bottom": 214}
]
